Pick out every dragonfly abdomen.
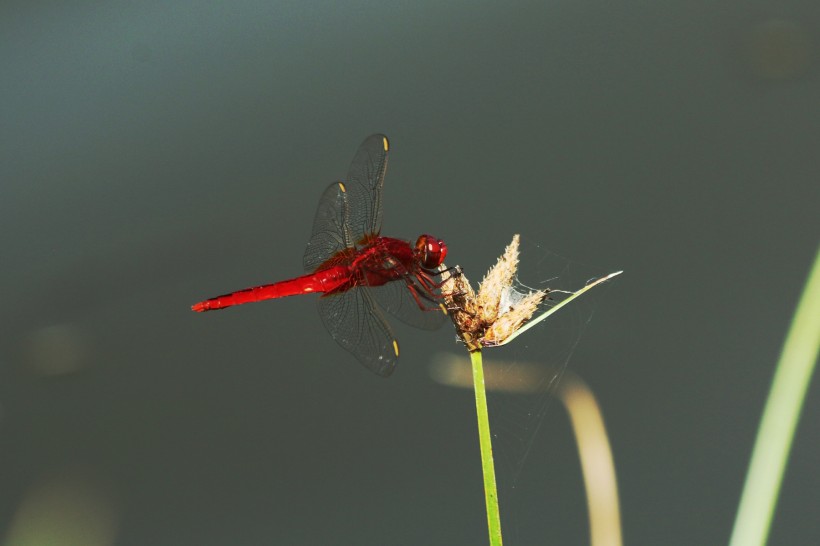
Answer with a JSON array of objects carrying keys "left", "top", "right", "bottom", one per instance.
[{"left": 192, "top": 266, "right": 350, "bottom": 312}]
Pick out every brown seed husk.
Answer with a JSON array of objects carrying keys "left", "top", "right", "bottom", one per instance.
[{"left": 442, "top": 234, "right": 548, "bottom": 350}]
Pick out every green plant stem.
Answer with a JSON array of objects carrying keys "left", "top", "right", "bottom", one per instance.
[
  {"left": 729, "top": 244, "right": 820, "bottom": 546},
  {"left": 470, "top": 349, "right": 503, "bottom": 546}
]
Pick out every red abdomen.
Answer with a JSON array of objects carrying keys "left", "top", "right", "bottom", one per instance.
[{"left": 192, "top": 266, "right": 350, "bottom": 312}]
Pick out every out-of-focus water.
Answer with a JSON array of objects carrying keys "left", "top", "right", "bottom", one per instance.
[{"left": 2, "top": 1, "right": 818, "bottom": 544}]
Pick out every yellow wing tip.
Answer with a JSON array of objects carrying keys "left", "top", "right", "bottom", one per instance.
[
  {"left": 338, "top": 181, "right": 346, "bottom": 193},
  {"left": 392, "top": 340, "right": 399, "bottom": 357},
  {"left": 382, "top": 136, "right": 389, "bottom": 152}
]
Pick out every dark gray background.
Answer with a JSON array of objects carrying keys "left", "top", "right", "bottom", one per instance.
[{"left": 1, "top": 1, "right": 818, "bottom": 545}]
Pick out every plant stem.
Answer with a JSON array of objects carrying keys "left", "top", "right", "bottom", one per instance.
[
  {"left": 558, "top": 373, "right": 622, "bottom": 546},
  {"left": 470, "top": 349, "right": 503, "bottom": 546},
  {"left": 729, "top": 244, "right": 820, "bottom": 546}
]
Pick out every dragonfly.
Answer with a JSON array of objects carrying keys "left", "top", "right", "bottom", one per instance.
[{"left": 192, "top": 134, "right": 451, "bottom": 377}]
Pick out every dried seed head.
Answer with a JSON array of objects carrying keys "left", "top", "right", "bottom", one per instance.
[
  {"left": 442, "top": 234, "right": 549, "bottom": 350},
  {"left": 441, "top": 267, "right": 482, "bottom": 351},
  {"left": 482, "top": 288, "right": 547, "bottom": 345},
  {"left": 477, "top": 234, "right": 521, "bottom": 323}
]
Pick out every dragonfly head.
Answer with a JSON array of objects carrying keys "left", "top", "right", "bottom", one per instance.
[{"left": 415, "top": 234, "right": 448, "bottom": 269}]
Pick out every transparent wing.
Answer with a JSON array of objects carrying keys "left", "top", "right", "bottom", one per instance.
[
  {"left": 367, "top": 277, "right": 448, "bottom": 331},
  {"left": 317, "top": 287, "right": 400, "bottom": 377},
  {"left": 303, "top": 134, "right": 389, "bottom": 271},
  {"left": 303, "top": 182, "right": 352, "bottom": 272},
  {"left": 343, "top": 133, "right": 389, "bottom": 242}
]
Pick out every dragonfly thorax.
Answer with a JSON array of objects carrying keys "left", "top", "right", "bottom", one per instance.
[{"left": 415, "top": 234, "right": 448, "bottom": 269}]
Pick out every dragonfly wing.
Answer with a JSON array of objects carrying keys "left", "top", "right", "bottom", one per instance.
[
  {"left": 303, "top": 134, "right": 389, "bottom": 271},
  {"left": 303, "top": 182, "right": 354, "bottom": 272},
  {"left": 367, "top": 278, "right": 448, "bottom": 331},
  {"left": 317, "top": 287, "right": 399, "bottom": 377},
  {"left": 344, "top": 134, "right": 389, "bottom": 242}
]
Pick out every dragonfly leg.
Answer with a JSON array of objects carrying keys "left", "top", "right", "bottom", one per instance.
[
  {"left": 398, "top": 267, "right": 464, "bottom": 313},
  {"left": 415, "top": 266, "right": 462, "bottom": 294},
  {"left": 429, "top": 265, "right": 462, "bottom": 281},
  {"left": 403, "top": 281, "right": 449, "bottom": 313}
]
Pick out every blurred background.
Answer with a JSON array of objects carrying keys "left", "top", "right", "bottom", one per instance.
[{"left": 1, "top": 1, "right": 818, "bottom": 544}]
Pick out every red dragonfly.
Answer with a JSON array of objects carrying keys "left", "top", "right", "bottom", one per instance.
[{"left": 192, "top": 134, "right": 450, "bottom": 377}]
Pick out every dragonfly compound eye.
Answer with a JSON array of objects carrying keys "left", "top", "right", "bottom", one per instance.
[{"left": 416, "top": 234, "right": 448, "bottom": 269}]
